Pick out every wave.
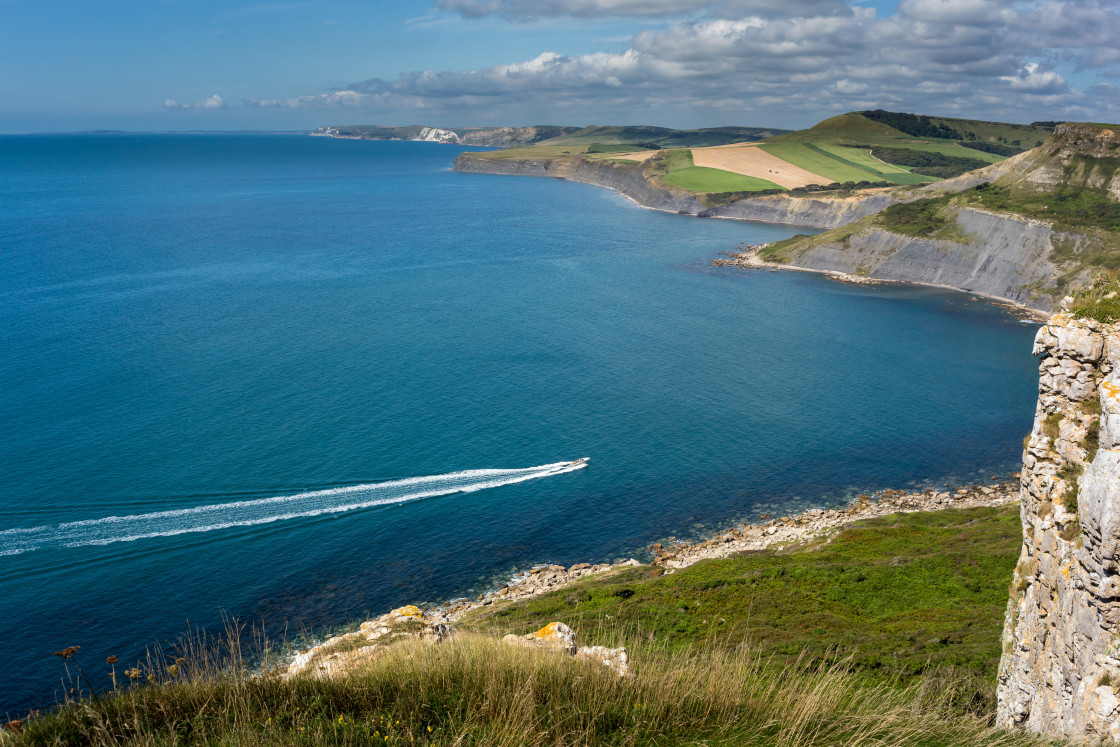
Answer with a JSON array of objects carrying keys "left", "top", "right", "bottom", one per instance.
[{"left": 0, "top": 460, "right": 587, "bottom": 556}]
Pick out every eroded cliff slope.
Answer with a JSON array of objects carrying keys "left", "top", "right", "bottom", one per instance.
[{"left": 767, "top": 124, "right": 1120, "bottom": 310}]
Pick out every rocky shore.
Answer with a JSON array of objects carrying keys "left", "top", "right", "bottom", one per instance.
[
  {"left": 284, "top": 477, "right": 1020, "bottom": 680},
  {"left": 714, "top": 244, "right": 1050, "bottom": 322},
  {"left": 650, "top": 479, "right": 1019, "bottom": 569}
]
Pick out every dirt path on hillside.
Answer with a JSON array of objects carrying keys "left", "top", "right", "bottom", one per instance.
[{"left": 608, "top": 150, "right": 659, "bottom": 162}]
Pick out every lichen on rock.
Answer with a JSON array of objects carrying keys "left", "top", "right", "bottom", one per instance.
[{"left": 997, "top": 312, "right": 1120, "bottom": 741}]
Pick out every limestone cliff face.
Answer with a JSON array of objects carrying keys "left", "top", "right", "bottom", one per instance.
[
  {"left": 998, "top": 313, "right": 1120, "bottom": 740},
  {"left": 702, "top": 191, "right": 894, "bottom": 227},
  {"left": 452, "top": 153, "right": 890, "bottom": 229},
  {"left": 779, "top": 207, "right": 1068, "bottom": 310}
]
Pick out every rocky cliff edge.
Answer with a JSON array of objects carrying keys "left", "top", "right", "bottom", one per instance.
[{"left": 998, "top": 312, "right": 1120, "bottom": 740}]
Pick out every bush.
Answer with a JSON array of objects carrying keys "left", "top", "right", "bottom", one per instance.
[
  {"left": 1042, "top": 412, "right": 1064, "bottom": 441},
  {"left": 877, "top": 197, "right": 952, "bottom": 236},
  {"left": 1071, "top": 271, "right": 1120, "bottom": 323}
]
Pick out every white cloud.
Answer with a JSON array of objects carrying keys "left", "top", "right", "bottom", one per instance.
[
  {"left": 435, "top": 0, "right": 852, "bottom": 19},
  {"left": 250, "top": 0, "right": 1120, "bottom": 125},
  {"left": 164, "top": 94, "right": 228, "bottom": 110},
  {"left": 1000, "top": 62, "right": 1072, "bottom": 95}
]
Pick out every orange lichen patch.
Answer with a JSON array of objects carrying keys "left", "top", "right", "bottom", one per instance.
[
  {"left": 533, "top": 622, "right": 567, "bottom": 640},
  {"left": 690, "top": 144, "right": 826, "bottom": 189},
  {"left": 1102, "top": 381, "right": 1120, "bottom": 400},
  {"left": 391, "top": 605, "right": 426, "bottom": 620}
]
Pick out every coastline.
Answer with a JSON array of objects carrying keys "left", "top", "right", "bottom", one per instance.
[
  {"left": 286, "top": 476, "right": 1021, "bottom": 672},
  {"left": 454, "top": 154, "right": 1054, "bottom": 318},
  {"left": 713, "top": 245, "right": 1051, "bottom": 323}
]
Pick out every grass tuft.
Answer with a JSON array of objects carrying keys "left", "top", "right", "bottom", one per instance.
[
  {"left": 15, "top": 633, "right": 1048, "bottom": 747},
  {"left": 1071, "top": 271, "right": 1120, "bottom": 323}
]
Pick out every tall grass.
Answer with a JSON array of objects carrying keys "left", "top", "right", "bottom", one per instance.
[{"left": 9, "top": 631, "right": 1050, "bottom": 746}]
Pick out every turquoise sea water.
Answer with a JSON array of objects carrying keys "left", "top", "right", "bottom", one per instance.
[{"left": 0, "top": 134, "right": 1038, "bottom": 712}]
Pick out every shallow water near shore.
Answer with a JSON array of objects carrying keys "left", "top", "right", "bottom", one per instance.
[{"left": 0, "top": 134, "right": 1038, "bottom": 712}]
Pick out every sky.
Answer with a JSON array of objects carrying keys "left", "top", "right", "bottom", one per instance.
[{"left": 2, "top": 0, "right": 1119, "bottom": 132}]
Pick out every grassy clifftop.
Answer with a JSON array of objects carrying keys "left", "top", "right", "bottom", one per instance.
[
  {"left": 458, "top": 111, "right": 1050, "bottom": 199},
  {"left": 7, "top": 504, "right": 1057, "bottom": 746},
  {"left": 761, "top": 123, "right": 1120, "bottom": 305}
]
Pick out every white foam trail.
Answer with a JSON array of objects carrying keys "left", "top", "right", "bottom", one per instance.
[{"left": 0, "top": 461, "right": 586, "bottom": 556}]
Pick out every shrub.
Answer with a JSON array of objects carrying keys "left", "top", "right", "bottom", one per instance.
[
  {"left": 1071, "top": 271, "right": 1120, "bottom": 323},
  {"left": 1085, "top": 418, "right": 1101, "bottom": 462}
]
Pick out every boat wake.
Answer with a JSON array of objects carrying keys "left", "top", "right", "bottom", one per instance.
[{"left": 0, "top": 460, "right": 588, "bottom": 556}]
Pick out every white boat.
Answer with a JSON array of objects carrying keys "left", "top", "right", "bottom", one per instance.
[{"left": 566, "top": 457, "right": 589, "bottom": 467}]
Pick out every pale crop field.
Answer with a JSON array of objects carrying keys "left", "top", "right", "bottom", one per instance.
[{"left": 690, "top": 144, "right": 829, "bottom": 188}]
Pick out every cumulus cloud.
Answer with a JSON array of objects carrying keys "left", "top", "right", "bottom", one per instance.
[
  {"left": 436, "top": 0, "right": 852, "bottom": 19},
  {"left": 253, "top": 0, "right": 1120, "bottom": 124},
  {"left": 1000, "top": 63, "right": 1071, "bottom": 94},
  {"left": 164, "top": 94, "right": 227, "bottom": 110}
]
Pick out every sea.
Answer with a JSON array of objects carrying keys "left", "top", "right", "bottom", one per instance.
[{"left": 0, "top": 134, "right": 1040, "bottom": 713}]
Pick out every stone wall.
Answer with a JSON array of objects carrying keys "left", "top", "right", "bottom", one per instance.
[{"left": 998, "top": 313, "right": 1120, "bottom": 740}]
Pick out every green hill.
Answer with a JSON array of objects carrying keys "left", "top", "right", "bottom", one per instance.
[
  {"left": 541, "top": 124, "right": 789, "bottom": 148},
  {"left": 760, "top": 111, "right": 1045, "bottom": 180}
]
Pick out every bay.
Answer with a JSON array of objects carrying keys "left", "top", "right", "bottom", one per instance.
[{"left": 0, "top": 134, "right": 1038, "bottom": 711}]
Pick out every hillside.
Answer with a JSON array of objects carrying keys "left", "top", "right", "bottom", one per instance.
[
  {"left": 8, "top": 504, "right": 1054, "bottom": 746},
  {"left": 758, "top": 123, "right": 1120, "bottom": 309},
  {"left": 683, "top": 111, "right": 1048, "bottom": 189},
  {"left": 458, "top": 111, "right": 1046, "bottom": 205}
]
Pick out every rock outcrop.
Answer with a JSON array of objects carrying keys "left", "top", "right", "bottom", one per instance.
[
  {"left": 501, "top": 622, "right": 632, "bottom": 677},
  {"left": 287, "top": 612, "right": 632, "bottom": 680},
  {"left": 287, "top": 605, "right": 451, "bottom": 679},
  {"left": 998, "top": 313, "right": 1120, "bottom": 740}
]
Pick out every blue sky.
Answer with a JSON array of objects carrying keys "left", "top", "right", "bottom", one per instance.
[{"left": 2, "top": 0, "right": 1118, "bottom": 132}]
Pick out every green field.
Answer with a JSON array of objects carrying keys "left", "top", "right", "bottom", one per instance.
[
  {"left": 813, "top": 143, "right": 912, "bottom": 173},
  {"left": 808, "top": 144, "right": 937, "bottom": 184},
  {"left": 810, "top": 144, "right": 936, "bottom": 183},
  {"left": 759, "top": 142, "right": 885, "bottom": 183},
  {"left": 665, "top": 166, "right": 784, "bottom": 192}
]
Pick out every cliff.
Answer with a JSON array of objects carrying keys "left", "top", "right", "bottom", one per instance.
[
  {"left": 453, "top": 152, "right": 892, "bottom": 229},
  {"left": 767, "top": 124, "right": 1120, "bottom": 310},
  {"left": 312, "top": 124, "right": 576, "bottom": 147},
  {"left": 766, "top": 207, "right": 1068, "bottom": 310},
  {"left": 998, "top": 313, "right": 1120, "bottom": 740}
]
